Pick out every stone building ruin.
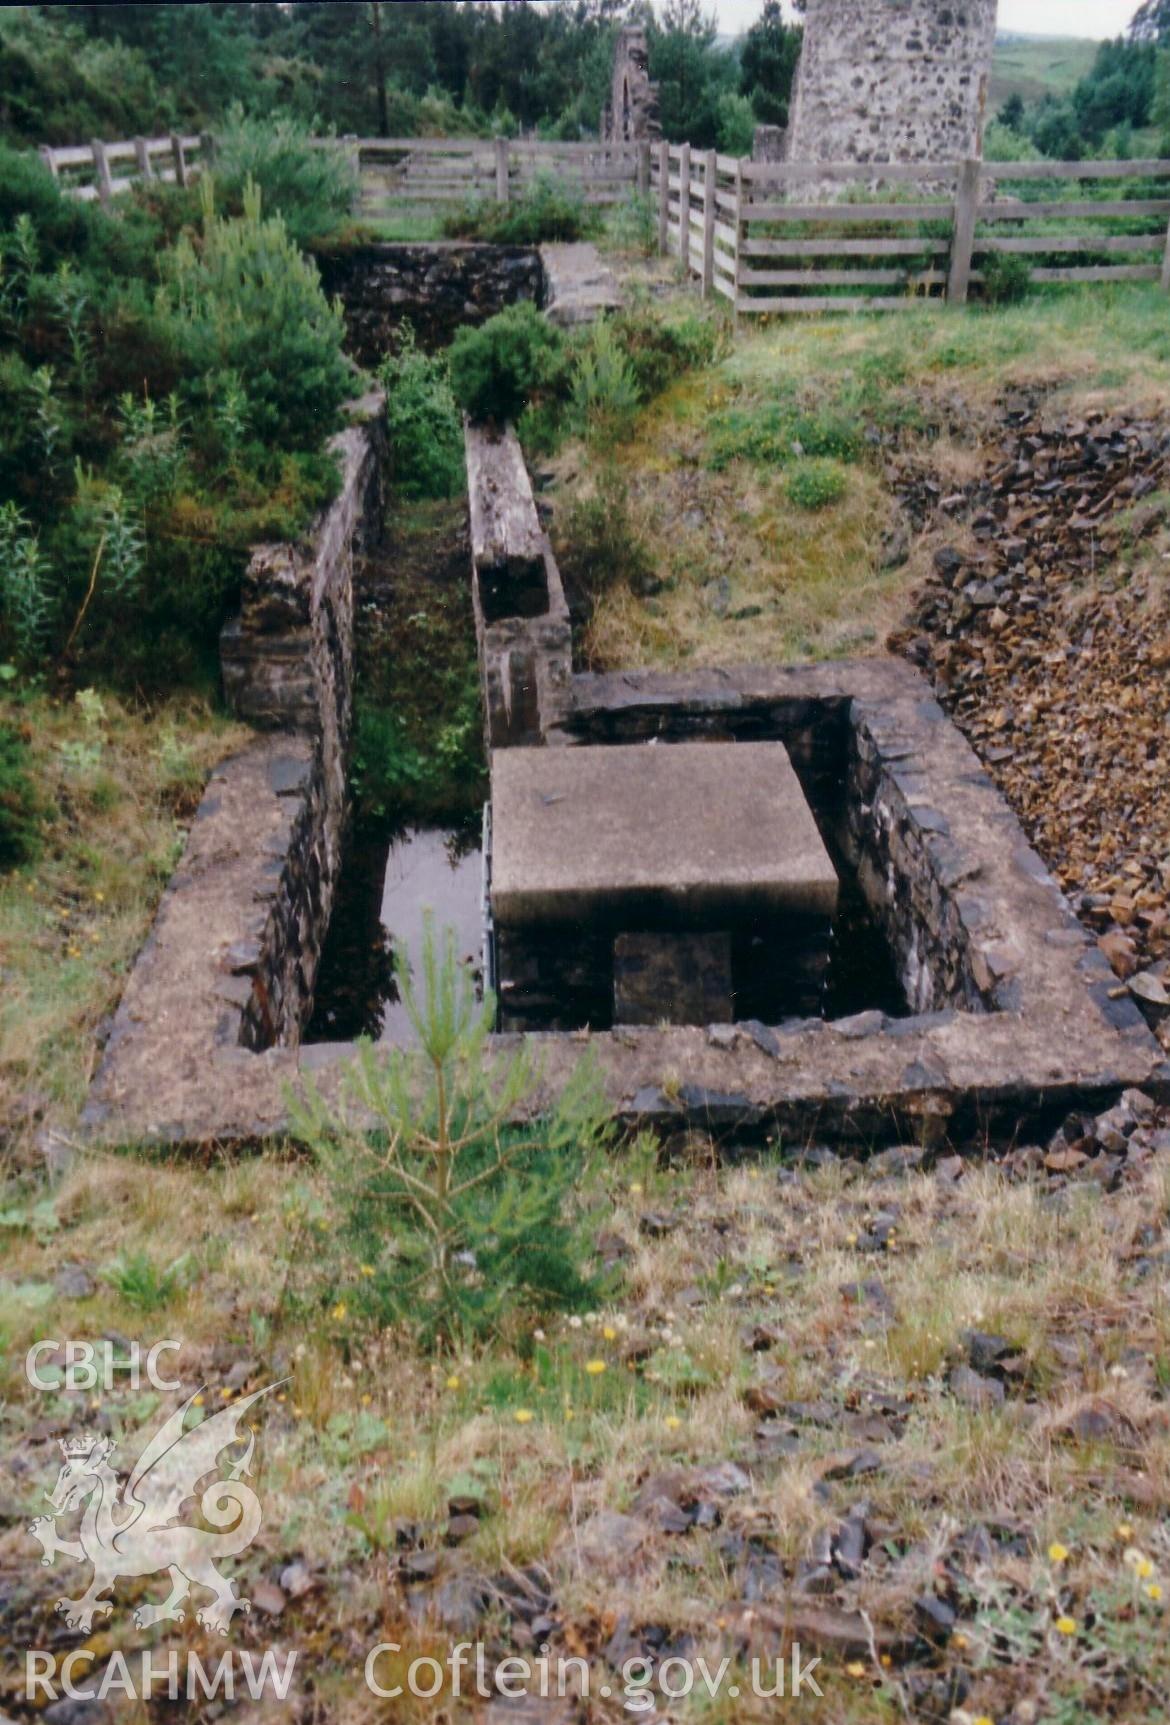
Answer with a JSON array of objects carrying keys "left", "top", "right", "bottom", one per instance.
[
  {"left": 758, "top": 0, "right": 998, "bottom": 167},
  {"left": 601, "top": 25, "right": 660, "bottom": 145}
]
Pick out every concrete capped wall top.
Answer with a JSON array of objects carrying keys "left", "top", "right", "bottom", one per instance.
[{"left": 489, "top": 740, "right": 839, "bottom": 926}]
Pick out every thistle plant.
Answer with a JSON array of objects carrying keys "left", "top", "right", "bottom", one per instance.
[{"left": 290, "top": 915, "right": 614, "bottom": 1349}]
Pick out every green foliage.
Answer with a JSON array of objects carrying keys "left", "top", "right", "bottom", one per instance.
[
  {"left": 444, "top": 174, "right": 597, "bottom": 246},
  {"left": 558, "top": 465, "right": 655, "bottom": 600},
  {"left": 0, "top": 8, "right": 168, "bottom": 147},
  {"left": 351, "top": 681, "right": 483, "bottom": 828},
  {"left": 379, "top": 330, "right": 464, "bottom": 501},
  {"left": 785, "top": 457, "right": 849, "bottom": 511},
  {"left": 0, "top": 503, "right": 53, "bottom": 665},
  {"left": 605, "top": 304, "right": 722, "bottom": 401},
  {"left": 604, "top": 192, "right": 658, "bottom": 258},
  {"left": 448, "top": 302, "right": 564, "bottom": 426},
  {"left": 291, "top": 917, "right": 614, "bottom": 1350},
  {"left": 0, "top": 717, "right": 44, "bottom": 868},
  {"left": 649, "top": 4, "right": 740, "bottom": 149},
  {"left": 569, "top": 319, "right": 642, "bottom": 446},
  {"left": 0, "top": 147, "right": 347, "bottom": 683},
  {"left": 101, "top": 1249, "right": 194, "bottom": 1310},
  {"left": 708, "top": 393, "right": 861, "bottom": 472},
  {"left": 212, "top": 108, "right": 358, "bottom": 249},
  {"left": 158, "top": 179, "right": 350, "bottom": 449},
  {"left": 716, "top": 90, "right": 758, "bottom": 157},
  {"left": 740, "top": 0, "right": 802, "bottom": 129},
  {"left": 981, "top": 251, "right": 1034, "bottom": 307}
]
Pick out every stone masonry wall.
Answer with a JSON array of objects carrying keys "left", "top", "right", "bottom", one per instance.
[
  {"left": 315, "top": 244, "right": 542, "bottom": 364},
  {"left": 602, "top": 26, "right": 660, "bottom": 146},
  {"left": 219, "top": 396, "right": 387, "bottom": 1047},
  {"left": 784, "top": 0, "right": 998, "bottom": 168}
]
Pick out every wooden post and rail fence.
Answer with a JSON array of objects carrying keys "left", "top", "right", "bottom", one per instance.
[{"left": 32, "top": 128, "right": 1170, "bottom": 315}]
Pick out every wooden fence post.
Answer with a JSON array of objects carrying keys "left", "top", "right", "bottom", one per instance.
[
  {"left": 637, "top": 139, "right": 650, "bottom": 198},
  {"left": 733, "top": 158, "right": 745, "bottom": 319},
  {"left": 678, "top": 142, "right": 693, "bottom": 270},
  {"left": 657, "top": 140, "right": 669, "bottom": 255},
  {"left": 701, "top": 148, "right": 716, "bottom": 298},
  {"left": 39, "top": 145, "right": 59, "bottom": 181},
  {"left": 495, "top": 136, "right": 510, "bottom": 205},
  {"left": 199, "top": 131, "right": 217, "bottom": 170},
  {"left": 170, "top": 133, "right": 188, "bottom": 188},
  {"left": 90, "top": 139, "right": 113, "bottom": 204},
  {"left": 133, "top": 137, "right": 155, "bottom": 183},
  {"left": 1161, "top": 211, "right": 1170, "bottom": 294},
  {"left": 948, "top": 158, "right": 981, "bottom": 305}
]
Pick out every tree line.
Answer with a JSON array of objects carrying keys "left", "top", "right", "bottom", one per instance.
[{"left": 0, "top": 1, "right": 802, "bottom": 154}]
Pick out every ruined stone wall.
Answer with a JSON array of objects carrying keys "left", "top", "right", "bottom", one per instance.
[
  {"left": 601, "top": 26, "right": 660, "bottom": 145},
  {"left": 315, "top": 244, "right": 542, "bottom": 365},
  {"left": 783, "top": 0, "right": 998, "bottom": 167},
  {"left": 220, "top": 396, "right": 387, "bottom": 1047}
]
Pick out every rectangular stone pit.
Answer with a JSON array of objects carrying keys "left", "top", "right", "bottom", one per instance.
[{"left": 489, "top": 741, "right": 838, "bottom": 1030}]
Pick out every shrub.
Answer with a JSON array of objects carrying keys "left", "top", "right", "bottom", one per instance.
[
  {"left": 981, "top": 252, "right": 1033, "bottom": 306},
  {"left": 443, "top": 173, "right": 597, "bottom": 245},
  {"left": 448, "top": 302, "right": 564, "bottom": 425},
  {"left": 157, "top": 178, "right": 351, "bottom": 448},
  {"left": 603, "top": 192, "right": 657, "bottom": 257},
  {"left": 607, "top": 304, "right": 722, "bottom": 400},
  {"left": 557, "top": 465, "right": 655, "bottom": 599},
  {"left": 785, "top": 457, "right": 849, "bottom": 511},
  {"left": 569, "top": 319, "right": 641, "bottom": 446},
  {"left": 212, "top": 108, "right": 359, "bottom": 250},
  {"left": 379, "top": 328, "right": 464, "bottom": 499},
  {"left": 350, "top": 677, "right": 483, "bottom": 827},
  {"left": 0, "top": 717, "right": 43, "bottom": 868},
  {"left": 290, "top": 917, "right": 613, "bottom": 1349}
]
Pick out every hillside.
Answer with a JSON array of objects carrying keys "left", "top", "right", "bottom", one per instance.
[{"left": 991, "top": 32, "right": 1101, "bottom": 110}]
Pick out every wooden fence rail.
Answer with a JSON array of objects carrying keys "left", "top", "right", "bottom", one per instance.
[
  {"left": 348, "top": 135, "right": 643, "bottom": 220},
  {"left": 40, "top": 133, "right": 206, "bottom": 203},
  {"left": 649, "top": 149, "right": 1170, "bottom": 314},
  {"left": 38, "top": 130, "right": 1170, "bottom": 315}
]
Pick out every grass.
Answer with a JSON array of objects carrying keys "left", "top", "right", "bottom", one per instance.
[
  {"left": 5, "top": 1134, "right": 1170, "bottom": 1717},
  {"left": 549, "top": 285, "right": 1170, "bottom": 671},
  {"left": 0, "top": 688, "right": 248, "bottom": 1148}
]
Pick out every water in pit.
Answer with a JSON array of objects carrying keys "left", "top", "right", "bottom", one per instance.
[
  {"left": 307, "top": 824, "right": 483, "bottom": 1046},
  {"left": 307, "top": 821, "right": 907, "bottom": 1042}
]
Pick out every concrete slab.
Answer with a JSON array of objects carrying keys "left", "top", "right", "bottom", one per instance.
[
  {"left": 490, "top": 741, "right": 838, "bottom": 926},
  {"left": 540, "top": 243, "right": 622, "bottom": 327}
]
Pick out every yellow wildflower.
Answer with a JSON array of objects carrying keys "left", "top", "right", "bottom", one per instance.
[
  {"left": 1048, "top": 1542, "right": 1070, "bottom": 1564},
  {"left": 665, "top": 1415, "right": 681, "bottom": 1431},
  {"left": 603, "top": 1326, "right": 617, "bottom": 1341},
  {"left": 1146, "top": 1583, "right": 1164, "bottom": 1603},
  {"left": 585, "top": 1360, "right": 606, "bottom": 1376},
  {"left": 445, "top": 1374, "right": 461, "bottom": 1391},
  {"left": 514, "top": 1408, "right": 534, "bottom": 1424},
  {"left": 845, "top": 1661, "right": 867, "bottom": 1678},
  {"left": 1054, "top": 1616, "right": 1077, "bottom": 1637},
  {"left": 360, "top": 1263, "right": 375, "bottom": 1277}
]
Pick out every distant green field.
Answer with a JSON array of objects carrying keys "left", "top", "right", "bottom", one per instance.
[{"left": 990, "top": 34, "right": 1099, "bottom": 110}]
